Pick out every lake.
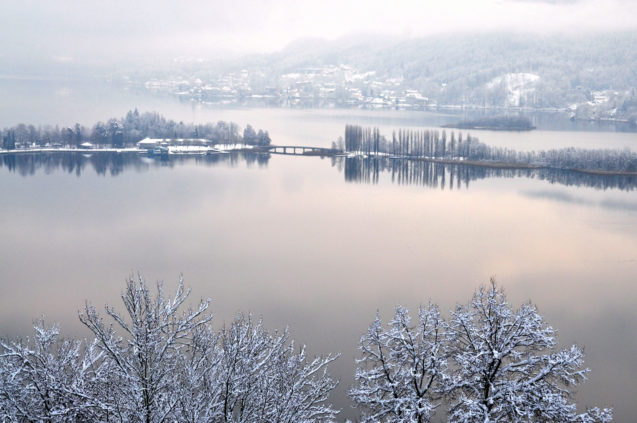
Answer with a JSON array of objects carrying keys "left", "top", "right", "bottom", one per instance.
[{"left": 1, "top": 79, "right": 637, "bottom": 421}]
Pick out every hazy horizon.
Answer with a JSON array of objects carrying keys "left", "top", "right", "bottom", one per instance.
[{"left": 2, "top": 0, "right": 637, "bottom": 71}]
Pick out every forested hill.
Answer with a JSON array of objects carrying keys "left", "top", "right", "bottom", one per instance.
[
  {"left": 154, "top": 32, "right": 637, "bottom": 119},
  {"left": 265, "top": 32, "right": 637, "bottom": 105}
]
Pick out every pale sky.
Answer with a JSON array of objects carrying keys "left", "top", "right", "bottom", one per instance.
[{"left": 1, "top": 0, "right": 636, "bottom": 65}]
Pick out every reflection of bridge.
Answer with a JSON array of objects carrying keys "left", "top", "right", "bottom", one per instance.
[{"left": 258, "top": 145, "right": 340, "bottom": 156}]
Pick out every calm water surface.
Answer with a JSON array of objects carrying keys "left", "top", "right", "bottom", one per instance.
[{"left": 1, "top": 80, "right": 637, "bottom": 421}]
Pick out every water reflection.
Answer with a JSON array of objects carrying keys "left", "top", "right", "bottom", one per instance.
[
  {"left": 3, "top": 152, "right": 637, "bottom": 193},
  {"left": 0, "top": 150, "right": 635, "bottom": 421},
  {"left": 0, "top": 151, "right": 270, "bottom": 177},
  {"left": 336, "top": 156, "right": 637, "bottom": 191}
]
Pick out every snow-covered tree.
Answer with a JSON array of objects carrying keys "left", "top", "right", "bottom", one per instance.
[
  {"left": 172, "top": 322, "right": 224, "bottom": 423},
  {"left": 446, "top": 278, "right": 612, "bottom": 423},
  {"left": 217, "top": 313, "right": 339, "bottom": 423},
  {"left": 0, "top": 321, "right": 108, "bottom": 422},
  {"left": 1, "top": 276, "right": 340, "bottom": 422},
  {"left": 350, "top": 304, "right": 447, "bottom": 423},
  {"left": 79, "top": 275, "right": 213, "bottom": 423},
  {"left": 243, "top": 124, "right": 257, "bottom": 145}
]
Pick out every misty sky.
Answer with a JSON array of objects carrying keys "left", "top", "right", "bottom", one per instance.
[{"left": 1, "top": 0, "right": 636, "bottom": 66}]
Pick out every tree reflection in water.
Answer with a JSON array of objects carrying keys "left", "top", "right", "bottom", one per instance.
[
  {"left": 0, "top": 151, "right": 270, "bottom": 177},
  {"left": 2, "top": 152, "right": 636, "bottom": 191},
  {"left": 335, "top": 156, "right": 637, "bottom": 191}
]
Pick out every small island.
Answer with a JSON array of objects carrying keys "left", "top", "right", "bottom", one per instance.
[{"left": 442, "top": 115, "right": 535, "bottom": 131}]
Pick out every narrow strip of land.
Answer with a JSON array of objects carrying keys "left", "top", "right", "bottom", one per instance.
[{"left": 3, "top": 143, "right": 637, "bottom": 177}]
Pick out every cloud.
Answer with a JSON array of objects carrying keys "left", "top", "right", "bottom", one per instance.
[
  {"left": 504, "top": 0, "right": 581, "bottom": 4},
  {"left": 1, "top": 0, "right": 636, "bottom": 66}
]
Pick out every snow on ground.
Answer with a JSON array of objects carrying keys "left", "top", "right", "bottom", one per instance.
[
  {"left": 214, "top": 143, "right": 254, "bottom": 151},
  {"left": 0, "top": 144, "right": 258, "bottom": 156},
  {"left": 167, "top": 146, "right": 212, "bottom": 154},
  {"left": 166, "top": 144, "right": 253, "bottom": 154},
  {"left": 488, "top": 73, "right": 540, "bottom": 107}
]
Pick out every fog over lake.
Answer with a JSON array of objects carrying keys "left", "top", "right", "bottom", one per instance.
[{"left": 1, "top": 81, "right": 636, "bottom": 421}]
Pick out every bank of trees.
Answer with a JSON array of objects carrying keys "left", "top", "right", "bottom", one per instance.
[
  {"left": 344, "top": 124, "right": 637, "bottom": 173},
  {"left": 345, "top": 125, "right": 470, "bottom": 159},
  {"left": 0, "top": 110, "right": 271, "bottom": 150},
  {"left": 0, "top": 278, "right": 612, "bottom": 422}
]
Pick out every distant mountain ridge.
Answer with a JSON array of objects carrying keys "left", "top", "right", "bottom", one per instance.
[
  {"left": 267, "top": 32, "right": 637, "bottom": 105},
  {"left": 131, "top": 32, "right": 637, "bottom": 122}
]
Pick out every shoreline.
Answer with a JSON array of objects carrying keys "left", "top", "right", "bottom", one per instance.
[
  {"left": 0, "top": 145, "right": 255, "bottom": 156},
  {"left": 2, "top": 148, "right": 636, "bottom": 177},
  {"left": 440, "top": 125, "right": 536, "bottom": 132},
  {"left": 349, "top": 154, "right": 637, "bottom": 176}
]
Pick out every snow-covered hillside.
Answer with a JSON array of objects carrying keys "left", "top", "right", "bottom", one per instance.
[{"left": 487, "top": 73, "right": 540, "bottom": 107}]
